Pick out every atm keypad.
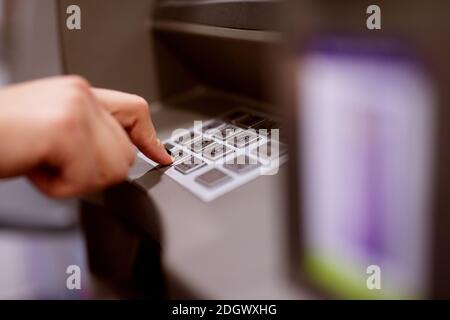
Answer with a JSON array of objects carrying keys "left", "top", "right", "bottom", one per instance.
[{"left": 138, "top": 108, "right": 288, "bottom": 202}]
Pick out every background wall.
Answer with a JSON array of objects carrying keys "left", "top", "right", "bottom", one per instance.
[
  {"left": 6, "top": 0, "right": 62, "bottom": 82},
  {"left": 58, "top": 0, "right": 159, "bottom": 102}
]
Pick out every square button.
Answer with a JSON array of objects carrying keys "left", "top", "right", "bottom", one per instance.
[
  {"left": 199, "top": 119, "right": 226, "bottom": 133},
  {"left": 164, "top": 142, "right": 177, "bottom": 154},
  {"left": 227, "top": 130, "right": 259, "bottom": 148},
  {"left": 223, "top": 155, "right": 260, "bottom": 174},
  {"left": 170, "top": 148, "right": 190, "bottom": 164},
  {"left": 203, "top": 144, "right": 233, "bottom": 161},
  {"left": 212, "top": 124, "right": 243, "bottom": 141},
  {"left": 173, "top": 131, "right": 200, "bottom": 146},
  {"left": 195, "top": 168, "right": 232, "bottom": 189},
  {"left": 175, "top": 156, "right": 206, "bottom": 175},
  {"left": 189, "top": 137, "right": 216, "bottom": 153},
  {"left": 251, "top": 141, "right": 288, "bottom": 160},
  {"left": 254, "top": 121, "right": 286, "bottom": 142}
]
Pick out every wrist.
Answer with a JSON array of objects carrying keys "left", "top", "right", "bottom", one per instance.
[{"left": 0, "top": 105, "right": 53, "bottom": 177}]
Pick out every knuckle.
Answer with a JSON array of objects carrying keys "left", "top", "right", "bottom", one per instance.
[
  {"left": 55, "top": 102, "right": 84, "bottom": 132},
  {"left": 64, "top": 75, "right": 90, "bottom": 91},
  {"left": 133, "top": 96, "right": 150, "bottom": 116},
  {"left": 65, "top": 87, "right": 89, "bottom": 106},
  {"left": 60, "top": 76, "right": 92, "bottom": 106},
  {"left": 53, "top": 80, "right": 94, "bottom": 132}
]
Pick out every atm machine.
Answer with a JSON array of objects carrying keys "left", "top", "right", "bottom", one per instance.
[{"left": 58, "top": 0, "right": 304, "bottom": 299}]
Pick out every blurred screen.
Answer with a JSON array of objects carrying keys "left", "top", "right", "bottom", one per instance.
[{"left": 297, "top": 36, "right": 437, "bottom": 299}]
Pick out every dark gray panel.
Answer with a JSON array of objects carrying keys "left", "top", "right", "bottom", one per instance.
[{"left": 155, "top": 0, "right": 285, "bottom": 31}]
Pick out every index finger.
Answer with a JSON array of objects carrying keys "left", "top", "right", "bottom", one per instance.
[{"left": 92, "top": 88, "right": 173, "bottom": 165}]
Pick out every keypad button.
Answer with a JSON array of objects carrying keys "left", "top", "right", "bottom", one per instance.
[
  {"left": 227, "top": 130, "right": 259, "bottom": 148},
  {"left": 235, "top": 114, "right": 266, "bottom": 128},
  {"left": 195, "top": 168, "right": 232, "bottom": 189},
  {"left": 175, "top": 156, "right": 206, "bottom": 175},
  {"left": 251, "top": 141, "right": 287, "bottom": 160},
  {"left": 212, "top": 124, "right": 243, "bottom": 141},
  {"left": 252, "top": 119, "right": 279, "bottom": 137},
  {"left": 189, "top": 137, "right": 216, "bottom": 153},
  {"left": 173, "top": 131, "right": 199, "bottom": 146},
  {"left": 260, "top": 128, "right": 286, "bottom": 142},
  {"left": 223, "top": 155, "right": 260, "bottom": 174},
  {"left": 164, "top": 142, "right": 176, "bottom": 155},
  {"left": 199, "top": 120, "right": 226, "bottom": 132},
  {"left": 203, "top": 144, "right": 233, "bottom": 161},
  {"left": 170, "top": 148, "right": 190, "bottom": 164}
]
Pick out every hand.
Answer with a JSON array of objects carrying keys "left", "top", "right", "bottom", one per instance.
[{"left": 0, "top": 76, "right": 172, "bottom": 197}]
